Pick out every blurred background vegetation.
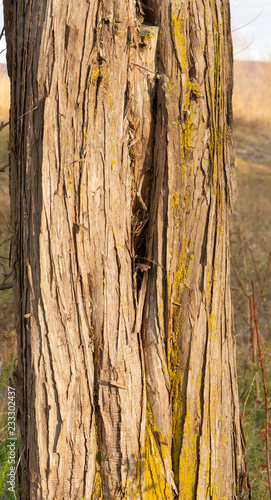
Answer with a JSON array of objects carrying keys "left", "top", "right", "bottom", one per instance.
[
  {"left": 231, "top": 58, "right": 271, "bottom": 497},
  {"left": 0, "top": 64, "right": 17, "bottom": 498},
  {"left": 0, "top": 53, "right": 270, "bottom": 497}
]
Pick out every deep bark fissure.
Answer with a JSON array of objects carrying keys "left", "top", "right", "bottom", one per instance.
[
  {"left": 195, "top": 318, "right": 209, "bottom": 478},
  {"left": 209, "top": 201, "right": 219, "bottom": 305},
  {"left": 42, "top": 380, "right": 50, "bottom": 488},
  {"left": 45, "top": 327, "right": 63, "bottom": 456}
]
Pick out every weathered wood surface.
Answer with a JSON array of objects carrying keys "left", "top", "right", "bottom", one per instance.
[{"left": 4, "top": 0, "right": 250, "bottom": 498}]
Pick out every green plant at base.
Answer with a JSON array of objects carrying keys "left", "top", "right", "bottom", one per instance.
[
  {"left": 0, "top": 358, "right": 20, "bottom": 499},
  {"left": 237, "top": 343, "right": 271, "bottom": 499}
]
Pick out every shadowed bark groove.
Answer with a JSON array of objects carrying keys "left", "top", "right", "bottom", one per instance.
[{"left": 4, "top": 0, "right": 251, "bottom": 498}]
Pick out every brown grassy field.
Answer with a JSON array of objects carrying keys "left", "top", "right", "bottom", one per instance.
[
  {"left": 0, "top": 72, "right": 14, "bottom": 364},
  {"left": 0, "top": 72, "right": 16, "bottom": 496},
  {"left": 232, "top": 61, "right": 271, "bottom": 344},
  {"left": 0, "top": 68, "right": 9, "bottom": 123},
  {"left": 232, "top": 60, "right": 271, "bottom": 498}
]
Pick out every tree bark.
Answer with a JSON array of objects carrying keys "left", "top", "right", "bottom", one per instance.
[{"left": 4, "top": 0, "right": 251, "bottom": 498}]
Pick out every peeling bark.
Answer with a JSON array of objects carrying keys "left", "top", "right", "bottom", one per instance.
[{"left": 4, "top": 0, "right": 251, "bottom": 498}]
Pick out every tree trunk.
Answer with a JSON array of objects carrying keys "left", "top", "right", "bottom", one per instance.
[{"left": 4, "top": 0, "right": 251, "bottom": 498}]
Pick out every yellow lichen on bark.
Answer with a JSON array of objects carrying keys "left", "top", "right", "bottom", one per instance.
[
  {"left": 144, "top": 405, "right": 173, "bottom": 499},
  {"left": 178, "top": 412, "right": 198, "bottom": 499},
  {"left": 171, "top": 10, "right": 188, "bottom": 73}
]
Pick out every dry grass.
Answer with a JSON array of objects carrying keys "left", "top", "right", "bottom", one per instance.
[
  {"left": 233, "top": 60, "right": 271, "bottom": 129},
  {"left": 0, "top": 72, "right": 14, "bottom": 361},
  {"left": 231, "top": 61, "right": 271, "bottom": 344},
  {"left": 0, "top": 73, "right": 9, "bottom": 124},
  {"left": 232, "top": 60, "right": 271, "bottom": 499},
  {"left": 0, "top": 71, "right": 16, "bottom": 499}
]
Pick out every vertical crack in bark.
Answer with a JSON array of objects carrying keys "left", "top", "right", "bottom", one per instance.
[
  {"left": 40, "top": 297, "right": 63, "bottom": 454},
  {"left": 113, "top": 231, "right": 122, "bottom": 353},
  {"left": 194, "top": 317, "right": 209, "bottom": 495},
  {"left": 200, "top": 203, "right": 211, "bottom": 269}
]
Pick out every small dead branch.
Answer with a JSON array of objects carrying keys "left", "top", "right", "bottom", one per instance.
[
  {"left": 0, "top": 210, "right": 11, "bottom": 231},
  {"left": 0, "top": 121, "right": 9, "bottom": 132},
  {"left": 0, "top": 263, "right": 12, "bottom": 290},
  {"left": 0, "top": 236, "right": 11, "bottom": 247},
  {"left": 0, "top": 282, "right": 12, "bottom": 290},
  {"left": 13, "top": 446, "right": 26, "bottom": 500},
  {"left": 257, "top": 250, "right": 271, "bottom": 309},
  {"left": 232, "top": 9, "right": 263, "bottom": 33},
  {"left": 0, "top": 271, "right": 12, "bottom": 290},
  {"left": 231, "top": 256, "right": 249, "bottom": 298},
  {"left": 230, "top": 289, "right": 250, "bottom": 326},
  {"left": 231, "top": 254, "right": 261, "bottom": 399},
  {"left": 0, "top": 162, "right": 9, "bottom": 173},
  {"left": 252, "top": 281, "right": 271, "bottom": 498}
]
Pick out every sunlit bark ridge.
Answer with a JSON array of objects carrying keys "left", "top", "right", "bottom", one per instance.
[{"left": 4, "top": 0, "right": 250, "bottom": 497}]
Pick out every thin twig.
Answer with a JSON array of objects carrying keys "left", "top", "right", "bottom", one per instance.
[
  {"left": 256, "top": 250, "right": 271, "bottom": 309},
  {"left": 0, "top": 210, "right": 11, "bottom": 231},
  {"left": 234, "top": 35, "right": 254, "bottom": 57},
  {"left": 0, "top": 270, "right": 12, "bottom": 290},
  {"left": 14, "top": 446, "right": 26, "bottom": 500},
  {"left": 246, "top": 243, "right": 261, "bottom": 283},
  {"left": 0, "top": 282, "right": 12, "bottom": 290},
  {"left": 232, "top": 9, "right": 263, "bottom": 33},
  {"left": 0, "top": 236, "right": 11, "bottom": 247},
  {"left": 0, "top": 163, "right": 9, "bottom": 173},
  {"left": 18, "top": 105, "right": 39, "bottom": 121},
  {"left": 231, "top": 256, "right": 249, "bottom": 298},
  {"left": 230, "top": 291, "right": 250, "bottom": 326},
  {"left": 238, "top": 222, "right": 260, "bottom": 283},
  {"left": 0, "top": 121, "right": 9, "bottom": 132},
  {"left": 252, "top": 281, "right": 271, "bottom": 498}
]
